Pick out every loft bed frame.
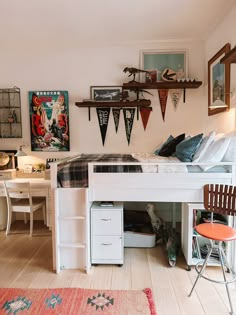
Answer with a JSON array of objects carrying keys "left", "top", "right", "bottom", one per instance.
[{"left": 50, "top": 155, "right": 236, "bottom": 272}]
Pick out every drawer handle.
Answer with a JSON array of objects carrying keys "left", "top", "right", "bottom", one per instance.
[
  {"left": 101, "top": 218, "right": 111, "bottom": 221},
  {"left": 101, "top": 243, "right": 112, "bottom": 246}
]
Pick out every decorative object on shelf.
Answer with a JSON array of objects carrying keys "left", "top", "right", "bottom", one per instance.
[
  {"left": 90, "top": 86, "right": 122, "bottom": 101},
  {"left": 123, "top": 67, "right": 150, "bottom": 82},
  {"left": 0, "top": 150, "right": 17, "bottom": 169},
  {"left": 145, "top": 70, "right": 157, "bottom": 83},
  {"left": 123, "top": 108, "right": 135, "bottom": 145},
  {"left": 208, "top": 43, "right": 231, "bottom": 116},
  {"left": 158, "top": 89, "right": 168, "bottom": 121},
  {"left": 170, "top": 89, "right": 182, "bottom": 111},
  {"left": 29, "top": 91, "right": 70, "bottom": 152},
  {"left": 112, "top": 108, "right": 121, "bottom": 133},
  {"left": 140, "top": 107, "right": 152, "bottom": 130},
  {"left": 140, "top": 50, "right": 187, "bottom": 82},
  {"left": 96, "top": 108, "right": 110, "bottom": 145},
  {"left": 15, "top": 145, "right": 27, "bottom": 157},
  {"left": 0, "top": 87, "right": 22, "bottom": 138},
  {"left": 161, "top": 68, "right": 177, "bottom": 81}
]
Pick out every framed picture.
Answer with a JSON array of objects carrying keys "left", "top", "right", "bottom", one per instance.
[
  {"left": 0, "top": 150, "right": 17, "bottom": 170},
  {"left": 90, "top": 86, "right": 122, "bottom": 101},
  {"left": 29, "top": 91, "right": 70, "bottom": 152},
  {"left": 140, "top": 50, "right": 188, "bottom": 82},
  {"left": 208, "top": 43, "right": 231, "bottom": 116}
]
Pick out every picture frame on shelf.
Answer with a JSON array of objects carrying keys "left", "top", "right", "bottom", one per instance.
[
  {"left": 208, "top": 43, "right": 231, "bottom": 116},
  {"left": 140, "top": 50, "right": 188, "bottom": 82},
  {"left": 90, "top": 86, "right": 122, "bottom": 102}
]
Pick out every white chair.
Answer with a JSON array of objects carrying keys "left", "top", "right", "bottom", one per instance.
[{"left": 4, "top": 181, "right": 46, "bottom": 237}]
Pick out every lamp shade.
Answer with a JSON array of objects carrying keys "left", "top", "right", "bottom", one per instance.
[{"left": 15, "top": 146, "right": 27, "bottom": 157}]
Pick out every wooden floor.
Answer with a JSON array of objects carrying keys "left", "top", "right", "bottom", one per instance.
[{"left": 1, "top": 222, "right": 236, "bottom": 315}]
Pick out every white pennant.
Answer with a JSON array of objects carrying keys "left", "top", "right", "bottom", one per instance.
[{"left": 170, "top": 89, "right": 182, "bottom": 111}]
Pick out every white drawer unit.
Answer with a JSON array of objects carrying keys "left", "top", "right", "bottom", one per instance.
[{"left": 91, "top": 202, "right": 124, "bottom": 265}]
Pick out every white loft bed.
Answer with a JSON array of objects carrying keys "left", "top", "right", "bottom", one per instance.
[{"left": 50, "top": 154, "right": 236, "bottom": 272}]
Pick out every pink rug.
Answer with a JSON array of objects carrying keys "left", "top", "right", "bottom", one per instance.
[{"left": 0, "top": 287, "right": 157, "bottom": 314}]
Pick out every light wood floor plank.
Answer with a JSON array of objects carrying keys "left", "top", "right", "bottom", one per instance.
[{"left": 0, "top": 222, "right": 235, "bottom": 315}]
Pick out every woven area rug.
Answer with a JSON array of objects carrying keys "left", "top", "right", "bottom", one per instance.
[{"left": 0, "top": 287, "right": 156, "bottom": 315}]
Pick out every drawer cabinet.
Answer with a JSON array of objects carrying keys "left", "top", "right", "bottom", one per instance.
[{"left": 91, "top": 202, "right": 123, "bottom": 265}]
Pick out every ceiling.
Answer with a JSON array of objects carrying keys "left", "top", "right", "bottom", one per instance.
[{"left": 0, "top": 0, "right": 236, "bottom": 46}]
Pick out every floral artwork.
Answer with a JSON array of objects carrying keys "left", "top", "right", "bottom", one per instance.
[{"left": 29, "top": 91, "right": 70, "bottom": 151}]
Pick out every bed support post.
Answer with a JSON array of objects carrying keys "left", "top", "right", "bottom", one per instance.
[{"left": 172, "top": 203, "right": 176, "bottom": 229}]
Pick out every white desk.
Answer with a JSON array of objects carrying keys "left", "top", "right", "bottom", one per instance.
[{"left": 0, "top": 178, "right": 51, "bottom": 230}]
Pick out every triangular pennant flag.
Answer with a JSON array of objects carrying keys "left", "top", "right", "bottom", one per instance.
[
  {"left": 170, "top": 89, "right": 182, "bottom": 111},
  {"left": 96, "top": 107, "right": 110, "bottom": 145},
  {"left": 158, "top": 89, "right": 168, "bottom": 121},
  {"left": 123, "top": 108, "right": 135, "bottom": 145},
  {"left": 112, "top": 108, "right": 121, "bottom": 133},
  {"left": 140, "top": 107, "right": 152, "bottom": 130}
]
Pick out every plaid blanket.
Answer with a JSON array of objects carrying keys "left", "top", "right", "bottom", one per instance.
[{"left": 57, "top": 154, "right": 142, "bottom": 188}]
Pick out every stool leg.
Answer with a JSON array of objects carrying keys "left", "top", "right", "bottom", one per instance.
[
  {"left": 219, "top": 245, "right": 235, "bottom": 315},
  {"left": 189, "top": 245, "right": 213, "bottom": 297}
]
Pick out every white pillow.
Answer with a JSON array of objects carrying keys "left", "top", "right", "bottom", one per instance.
[
  {"left": 198, "top": 135, "right": 231, "bottom": 171},
  {"left": 193, "top": 130, "right": 216, "bottom": 162},
  {"left": 222, "top": 133, "right": 236, "bottom": 162}
]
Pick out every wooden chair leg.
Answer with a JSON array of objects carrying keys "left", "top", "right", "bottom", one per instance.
[
  {"left": 30, "top": 212, "right": 33, "bottom": 237},
  {"left": 24, "top": 213, "right": 27, "bottom": 224},
  {"left": 42, "top": 202, "right": 46, "bottom": 225},
  {"left": 6, "top": 211, "right": 12, "bottom": 235}
]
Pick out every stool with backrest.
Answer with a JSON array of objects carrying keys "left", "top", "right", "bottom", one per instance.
[
  {"left": 4, "top": 181, "right": 46, "bottom": 237},
  {"left": 189, "top": 184, "right": 236, "bottom": 315}
]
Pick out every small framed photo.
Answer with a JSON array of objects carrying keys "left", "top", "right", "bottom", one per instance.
[
  {"left": 140, "top": 50, "right": 188, "bottom": 82},
  {"left": 90, "top": 86, "right": 122, "bottom": 102},
  {"left": 208, "top": 43, "right": 231, "bottom": 116}
]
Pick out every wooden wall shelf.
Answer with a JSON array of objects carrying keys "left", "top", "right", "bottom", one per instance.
[
  {"left": 220, "top": 46, "right": 236, "bottom": 64},
  {"left": 75, "top": 99, "right": 151, "bottom": 108},
  {"left": 123, "top": 80, "right": 202, "bottom": 90}
]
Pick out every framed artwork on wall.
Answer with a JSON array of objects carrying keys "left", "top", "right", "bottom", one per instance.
[
  {"left": 208, "top": 43, "right": 231, "bottom": 116},
  {"left": 90, "top": 86, "right": 122, "bottom": 101},
  {"left": 29, "top": 91, "right": 70, "bottom": 152},
  {"left": 140, "top": 50, "right": 188, "bottom": 82}
]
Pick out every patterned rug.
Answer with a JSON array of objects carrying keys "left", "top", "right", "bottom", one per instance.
[{"left": 0, "top": 287, "right": 157, "bottom": 315}]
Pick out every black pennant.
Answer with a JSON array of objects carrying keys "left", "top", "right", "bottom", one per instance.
[
  {"left": 123, "top": 108, "right": 135, "bottom": 145},
  {"left": 112, "top": 108, "right": 121, "bottom": 133},
  {"left": 96, "top": 107, "right": 110, "bottom": 145}
]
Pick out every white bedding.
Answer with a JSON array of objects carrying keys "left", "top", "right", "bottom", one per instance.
[{"left": 132, "top": 153, "right": 188, "bottom": 173}]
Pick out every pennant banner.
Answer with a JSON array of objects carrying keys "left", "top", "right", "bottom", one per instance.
[
  {"left": 140, "top": 107, "right": 152, "bottom": 130},
  {"left": 112, "top": 108, "right": 121, "bottom": 133},
  {"left": 170, "top": 89, "right": 182, "bottom": 111},
  {"left": 123, "top": 108, "right": 135, "bottom": 145},
  {"left": 96, "top": 107, "right": 110, "bottom": 145},
  {"left": 158, "top": 89, "right": 168, "bottom": 121}
]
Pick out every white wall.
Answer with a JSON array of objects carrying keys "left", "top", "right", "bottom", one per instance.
[{"left": 0, "top": 5, "right": 235, "bottom": 167}]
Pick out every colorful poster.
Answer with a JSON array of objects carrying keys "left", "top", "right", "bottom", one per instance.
[
  {"left": 123, "top": 108, "right": 135, "bottom": 145},
  {"left": 29, "top": 91, "right": 70, "bottom": 151},
  {"left": 96, "top": 108, "right": 110, "bottom": 145},
  {"left": 158, "top": 89, "right": 168, "bottom": 121},
  {"left": 112, "top": 108, "right": 121, "bottom": 133},
  {"left": 140, "top": 107, "right": 152, "bottom": 130},
  {"left": 170, "top": 89, "right": 182, "bottom": 111}
]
